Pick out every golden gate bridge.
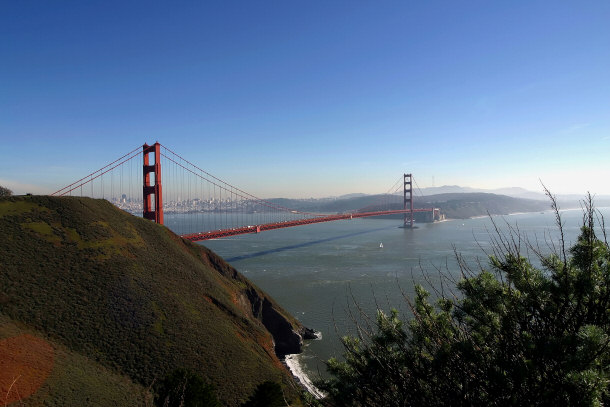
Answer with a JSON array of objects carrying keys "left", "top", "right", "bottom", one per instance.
[{"left": 51, "top": 143, "right": 440, "bottom": 241}]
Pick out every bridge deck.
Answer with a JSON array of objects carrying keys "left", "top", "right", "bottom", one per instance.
[{"left": 181, "top": 208, "right": 435, "bottom": 241}]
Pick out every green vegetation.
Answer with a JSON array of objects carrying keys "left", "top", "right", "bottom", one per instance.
[
  {"left": 155, "top": 369, "right": 222, "bottom": 407},
  {"left": 418, "top": 192, "right": 549, "bottom": 219},
  {"left": 0, "top": 195, "right": 303, "bottom": 406},
  {"left": 241, "top": 381, "right": 286, "bottom": 407},
  {"left": 319, "top": 194, "right": 610, "bottom": 406}
]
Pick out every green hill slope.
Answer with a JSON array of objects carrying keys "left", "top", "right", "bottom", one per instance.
[
  {"left": 0, "top": 196, "right": 307, "bottom": 406},
  {"left": 0, "top": 314, "right": 151, "bottom": 406},
  {"left": 417, "top": 192, "right": 550, "bottom": 219}
]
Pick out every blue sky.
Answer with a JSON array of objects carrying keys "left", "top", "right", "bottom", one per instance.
[{"left": 1, "top": 1, "right": 609, "bottom": 198}]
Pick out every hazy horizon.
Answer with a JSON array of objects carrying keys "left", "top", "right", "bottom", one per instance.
[{"left": 4, "top": 178, "right": 608, "bottom": 202}]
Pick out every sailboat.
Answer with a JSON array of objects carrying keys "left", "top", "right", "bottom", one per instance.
[{"left": 379, "top": 243, "right": 383, "bottom": 248}]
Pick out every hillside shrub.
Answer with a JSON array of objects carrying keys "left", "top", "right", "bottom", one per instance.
[
  {"left": 0, "top": 186, "right": 12, "bottom": 197},
  {"left": 241, "top": 381, "right": 286, "bottom": 407},
  {"left": 155, "top": 369, "right": 222, "bottom": 407}
]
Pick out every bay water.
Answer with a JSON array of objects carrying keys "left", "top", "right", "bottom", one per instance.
[{"left": 165, "top": 207, "right": 610, "bottom": 382}]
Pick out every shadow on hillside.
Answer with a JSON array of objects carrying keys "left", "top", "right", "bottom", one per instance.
[{"left": 225, "top": 225, "right": 399, "bottom": 262}]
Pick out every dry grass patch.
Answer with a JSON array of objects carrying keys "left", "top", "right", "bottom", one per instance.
[{"left": 0, "top": 334, "right": 54, "bottom": 404}]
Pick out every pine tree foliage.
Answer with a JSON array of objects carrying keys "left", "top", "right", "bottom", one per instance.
[{"left": 319, "top": 194, "right": 610, "bottom": 406}]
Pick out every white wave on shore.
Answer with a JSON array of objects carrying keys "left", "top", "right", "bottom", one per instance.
[{"left": 284, "top": 353, "right": 325, "bottom": 399}]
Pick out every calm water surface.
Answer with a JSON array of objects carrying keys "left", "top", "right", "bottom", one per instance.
[{"left": 167, "top": 208, "right": 610, "bottom": 379}]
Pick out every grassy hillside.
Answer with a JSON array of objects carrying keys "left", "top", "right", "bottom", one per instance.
[
  {"left": 0, "top": 314, "right": 151, "bottom": 406},
  {"left": 0, "top": 196, "right": 304, "bottom": 406}
]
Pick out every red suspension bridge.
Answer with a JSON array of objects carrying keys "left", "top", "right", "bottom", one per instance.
[{"left": 51, "top": 143, "right": 440, "bottom": 241}]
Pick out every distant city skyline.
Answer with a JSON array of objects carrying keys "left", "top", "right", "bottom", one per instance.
[{"left": 2, "top": 2, "right": 609, "bottom": 198}]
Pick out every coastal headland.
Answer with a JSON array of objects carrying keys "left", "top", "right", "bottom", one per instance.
[{"left": 0, "top": 195, "right": 312, "bottom": 405}]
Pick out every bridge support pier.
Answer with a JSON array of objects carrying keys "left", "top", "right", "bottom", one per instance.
[
  {"left": 403, "top": 173, "right": 413, "bottom": 228},
  {"left": 143, "top": 142, "right": 164, "bottom": 224}
]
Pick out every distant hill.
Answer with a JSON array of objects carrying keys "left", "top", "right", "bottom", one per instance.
[
  {"left": 271, "top": 187, "right": 610, "bottom": 213},
  {"left": 418, "top": 185, "right": 610, "bottom": 206},
  {"left": 336, "top": 193, "right": 369, "bottom": 199},
  {"left": 270, "top": 192, "right": 553, "bottom": 219},
  {"left": 0, "top": 196, "right": 309, "bottom": 406},
  {"left": 417, "top": 185, "right": 550, "bottom": 198},
  {"left": 415, "top": 192, "right": 550, "bottom": 219}
]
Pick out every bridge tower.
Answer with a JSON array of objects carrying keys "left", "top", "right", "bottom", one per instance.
[
  {"left": 143, "top": 142, "right": 164, "bottom": 224},
  {"left": 403, "top": 173, "right": 413, "bottom": 228}
]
